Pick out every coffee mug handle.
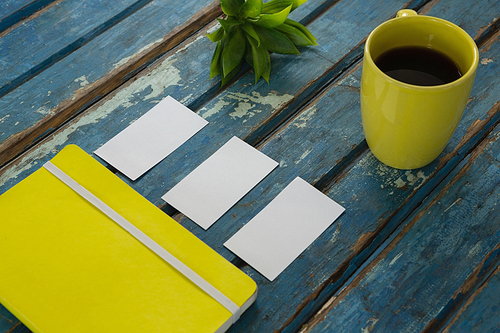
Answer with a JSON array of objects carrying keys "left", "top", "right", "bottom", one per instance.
[{"left": 396, "top": 9, "right": 418, "bottom": 17}]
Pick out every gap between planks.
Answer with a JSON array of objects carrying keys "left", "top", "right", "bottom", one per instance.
[
  {"left": 441, "top": 262, "right": 500, "bottom": 333},
  {"left": 423, "top": 243, "right": 500, "bottom": 332},
  {"left": 0, "top": 0, "right": 62, "bottom": 37}
]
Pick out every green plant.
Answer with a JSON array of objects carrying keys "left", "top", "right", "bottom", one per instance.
[{"left": 207, "top": 0, "right": 317, "bottom": 87}]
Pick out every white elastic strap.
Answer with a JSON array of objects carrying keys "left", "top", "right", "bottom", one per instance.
[{"left": 43, "top": 161, "right": 241, "bottom": 323}]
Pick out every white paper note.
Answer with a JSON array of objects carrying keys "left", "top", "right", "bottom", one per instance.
[
  {"left": 162, "top": 136, "right": 278, "bottom": 230},
  {"left": 94, "top": 96, "right": 208, "bottom": 181},
  {"left": 224, "top": 177, "right": 345, "bottom": 281}
]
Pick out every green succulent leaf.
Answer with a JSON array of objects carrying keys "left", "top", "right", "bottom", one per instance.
[
  {"left": 208, "top": 0, "right": 315, "bottom": 86},
  {"left": 262, "top": 55, "right": 271, "bottom": 83},
  {"left": 261, "top": 0, "right": 306, "bottom": 13},
  {"left": 254, "top": 4, "right": 291, "bottom": 28},
  {"left": 222, "top": 27, "right": 246, "bottom": 77},
  {"left": 239, "top": 0, "right": 263, "bottom": 18},
  {"left": 210, "top": 41, "right": 223, "bottom": 78},
  {"left": 206, "top": 27, "right": 224, "bottom": 42},
  {"left": 275, "top": 23, "right": 315, "bottom": 47},
  {"left": 246, "top": 33, "right": 270, "bottom": 83},
  {"left": 217, "top": 18, "right": 243, "bottom": 33},
  {"left": 283, "top": 18, "right": 317, "bottom": 44},
  {"left": 245, "top": 39, "right": 254, "bottom": 66},
  {"left": 253, "top": 24, "right": 300, "bottom": 54},
  {"left": 220, "top": 0, "right": 245, "bottom": 16},
  {"left": 221, "top": 58, "right": 243, "bottom": 87},
  {"left": 241, "top": 22, "right": 260, "bottom": 47}
]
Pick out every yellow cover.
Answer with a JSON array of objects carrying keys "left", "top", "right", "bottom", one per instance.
[{"left": 0, "top": 145, "right": 257, "bottom": 333}]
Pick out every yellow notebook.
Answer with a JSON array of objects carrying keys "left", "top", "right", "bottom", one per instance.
[{"left": 0, "top": 145, "right": 257, "bottom": 333}]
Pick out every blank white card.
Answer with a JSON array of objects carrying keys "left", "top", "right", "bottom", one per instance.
[
  {"left": 94, "top": 96, "right": 208, "bottom": 181},
  {"left": 162, "top": 136, "right": 279, "bottom": 230},
  {"left": 224, "top": 177, "right": 345, "bottom": 281}
]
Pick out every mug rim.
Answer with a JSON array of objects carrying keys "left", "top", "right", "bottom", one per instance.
[{"left": 365, "top": 14, "right": 479, "bottom": 90}]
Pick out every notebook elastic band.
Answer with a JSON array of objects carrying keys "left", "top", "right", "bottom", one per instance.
[{"left": 43, "top": 161, "right": 241, "bottom": 323}]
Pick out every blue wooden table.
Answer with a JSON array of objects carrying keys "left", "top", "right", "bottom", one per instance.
[{"left": 1, "top": 0, "right": 500, "bottom": 332}]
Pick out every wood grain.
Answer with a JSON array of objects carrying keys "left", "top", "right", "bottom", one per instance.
[
  {"left": 442, "top": 264, "right": 500, "bottom": 332},
  {"left": 0, "top": 0, "right": 221, "bottom": 167},
  {"left": 302, "top": 118, "right": 500, "bottom": 333}
]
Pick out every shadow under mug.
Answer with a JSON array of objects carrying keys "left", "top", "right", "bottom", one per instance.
[{"left": 360, "top": 9, "right": 479, "bottom": 169}]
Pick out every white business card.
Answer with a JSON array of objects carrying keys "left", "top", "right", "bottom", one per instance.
[
  {"left": 224, "top": 177, "right": 345, "bottom": 281},
  {"left": 162, "top": 136, "right": 279, "bottom": 230},
  {"left": 94, "top": 96, "right": 208, "bottom": 181}
]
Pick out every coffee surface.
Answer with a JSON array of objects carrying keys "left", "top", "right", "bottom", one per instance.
[{"left": 375, "top": 46, "right": 462, "bottom": 86}]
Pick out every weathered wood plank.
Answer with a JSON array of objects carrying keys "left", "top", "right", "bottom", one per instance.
[
  {"left": 419, "top": 0, "right": 500, "bottom": 39},
  {"left": 0, "top": 0, "right": 140, "bottom": 90},
  {"left": 0, "top": 0, "right": 221, "bottom": 166},
  {"left": 442, "top": 264, "right": 500, "bottom": 332},
  {"left": 0, "top": 0, "right": 60, "bottom": 34},
  {"left": 421, "top": 246, "right": 500, "bottom": 332},
  {"left": 0, "top": 303, "right": 20, "bottom": 332},
  {"left": 0, "top": 0, "right": 35, "bottom": 22},
  {"left": 301, "top": 121, "right": 500, "bottom": 333}
]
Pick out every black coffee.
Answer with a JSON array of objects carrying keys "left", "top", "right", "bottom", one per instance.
[{"left": 375, "top": 46, "right": 462, "bottom": 86}]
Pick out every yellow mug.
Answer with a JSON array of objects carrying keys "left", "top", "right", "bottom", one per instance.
[{"left": 360, "top": 9, "right": 479, "bottom": 169}]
